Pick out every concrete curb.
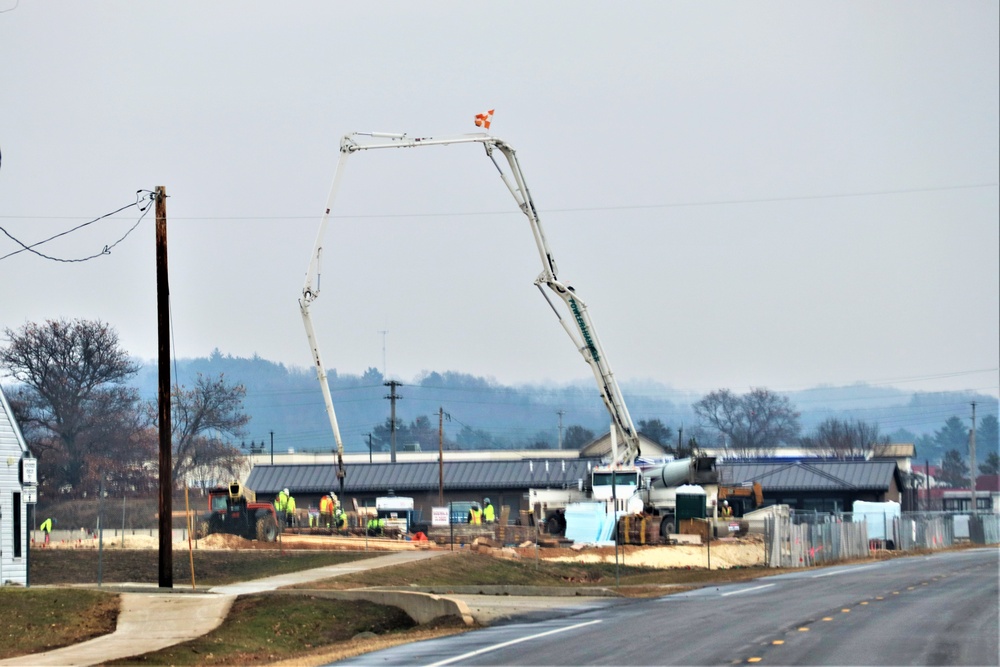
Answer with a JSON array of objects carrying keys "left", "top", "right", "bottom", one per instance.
[
  {"left": 268, "top": 589, "right": 476, "bottom": 626},
  {"left": 365, "top": 584, "right": 623, "bottom": 597}
]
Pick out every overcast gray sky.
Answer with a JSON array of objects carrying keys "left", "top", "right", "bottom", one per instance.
[{"left": 1, "top": 2, "right": 997, "bottom": 399}]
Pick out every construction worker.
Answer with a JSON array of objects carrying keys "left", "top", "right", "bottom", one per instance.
[
  {"left": 40, "top": 517, "right": 54, "bottom": 545},
  {"left": 468, "top": 503, "right": 483, "bottom": 525},
  {"left": 275, "top": 488, "right": 289, "bottom": 526},
  {"left": 319, "top": 493, "right": 333, "bottom": 529},
  {"left": 482, "top": 498, "right": 496, "bottom": 524},
  {"left": 720, "top": 500, "right": 733, "bottom": 518},
  {"left": 286, "top": 493, "right": 297, "bottom": 527},
  {"left": 333, "top": 504, "right": 347, "bottom": 531},
  {"left": 366, "top": 516, "right": 385, "bottom": 535}
]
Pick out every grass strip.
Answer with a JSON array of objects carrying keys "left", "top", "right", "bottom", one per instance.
[
  {"left": 105, "top": 594, "right": 420, "bottom": 665},
  {"left": 30, "top": 549, "right": 377, "bottom": 586},
  {"left": 0, "top": 588, "right": 119, "bottom": 659}
]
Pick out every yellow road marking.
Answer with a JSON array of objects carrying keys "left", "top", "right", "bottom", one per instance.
[
  {"left": 892, "top": 591, "right": 900, "bottom": 595},
  {"left": 875, "top": 596, "right": 884, "bottom": 600},
  {"left": 748, "top": 657, "right": 762, "bottom": 663},
  {"left": 860, "top": 601, "right": 868, "bottom": 605},
  {"left": 798, "top": 627, "right": 809, "bottom": 632},
  {"left": 841, "top": 609, "right": 851, "bottom": 613},
  {"left": 907, "top": 586, "right": 915, "bottom": 590},
  {"left": 822, "top": 617, "right": 833, "bottom": 621},
  {"left": 772, "top": 640, "right": 785, "bottom": 645}
]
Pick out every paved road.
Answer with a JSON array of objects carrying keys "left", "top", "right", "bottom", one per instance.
[{"left": 339, "top": 548, "right": 999, "bottom": 666}]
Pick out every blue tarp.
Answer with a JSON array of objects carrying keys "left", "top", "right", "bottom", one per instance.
[{"left": 564, "top": 502, "right": 623, "bottom": 546}]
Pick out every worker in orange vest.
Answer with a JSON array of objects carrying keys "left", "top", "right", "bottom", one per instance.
[{"left": 319, "top": 494, "right": 334, "bottom": 529}]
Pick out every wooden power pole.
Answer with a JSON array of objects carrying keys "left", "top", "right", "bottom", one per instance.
[
  {"left": 384, "top": 381, "right": 402, "bottom": 463},
  {"left": 155, "top": 186, "right": 173, "bottom": 588}
]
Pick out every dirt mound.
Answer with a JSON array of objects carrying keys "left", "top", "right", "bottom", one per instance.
[{"left": 536, "top": 536, "right": 766, "bottom": 569}]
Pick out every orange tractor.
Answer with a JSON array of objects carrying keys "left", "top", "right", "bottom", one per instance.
[{"left": 196, "top": 481, "right": 280, "bottom": 542}]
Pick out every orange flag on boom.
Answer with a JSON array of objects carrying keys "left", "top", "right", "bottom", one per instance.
[{"left": 474, "top": 109, "right": 494, "bottom": 130}]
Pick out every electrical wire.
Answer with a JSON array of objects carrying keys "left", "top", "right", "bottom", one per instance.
[
  {"left": 0, "top": 190, "right": 155, "bottom": 262},
  {"left": 3, "top": 182, "right": 996, "bottom": 222}
]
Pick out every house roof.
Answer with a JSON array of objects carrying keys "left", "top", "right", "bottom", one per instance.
[
  {"left": 0, "top": 384, "right": 30, "bottom": 456},
  {"left": 245, "top": 459, "right": 599, "bottom": 496},
  {"left": 717, "top": 460, "right": 900, "bottom": 492}
]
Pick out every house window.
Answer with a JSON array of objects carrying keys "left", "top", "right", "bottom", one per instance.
[{"left": 12, "top": 492, "right": 22, "bottom": 558}]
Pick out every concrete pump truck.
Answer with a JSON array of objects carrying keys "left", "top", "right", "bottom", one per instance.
[{"left": 300, "top": 128, "right": 717, "bottom": 541}]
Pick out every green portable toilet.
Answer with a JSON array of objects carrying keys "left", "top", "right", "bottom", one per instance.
[{"left": 675, "top": 484, "right": 707, "bottom": 522}]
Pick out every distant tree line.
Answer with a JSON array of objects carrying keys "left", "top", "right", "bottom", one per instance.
[{"left": 4, "top": 319, "right": 997, "bottom": 500}]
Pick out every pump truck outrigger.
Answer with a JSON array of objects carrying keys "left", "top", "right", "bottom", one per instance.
[{"left": 300, "top": 130, "right": 716, "bottom": 538}]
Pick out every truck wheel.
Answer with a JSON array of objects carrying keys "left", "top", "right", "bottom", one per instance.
[
  {"left": 659, "top": 517, "right": 675, "bottom": 539},
  {"left": 547, "top": 512, "right": 566, "bottom": 536},
  {"left": 256, "top": 516, "right": 279, "bottom": 542}
]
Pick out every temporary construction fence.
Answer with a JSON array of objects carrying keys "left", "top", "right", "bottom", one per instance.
[
  {"left": 763, "top": 512, "right": 869, "bottom": 568},
  {"left": 764, "top": 509, "right": 1000, "bottom": 568}
]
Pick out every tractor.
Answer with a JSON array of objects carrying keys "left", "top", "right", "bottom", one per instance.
[{"left": 197, "top": 481, "right": 280, "bottom": 542}]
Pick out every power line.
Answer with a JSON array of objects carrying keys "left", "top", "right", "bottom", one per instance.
[
  {"left": 0, "top": 190, "right": 155, "bottom": 262},
  {"left": 3, "top": 182, "right": 995, "bottom": 221}
]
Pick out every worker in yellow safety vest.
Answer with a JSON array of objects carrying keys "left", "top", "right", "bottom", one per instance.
[
  {"left": 40, "top": 517, "right": 54, "bottom": 545},
  {"left": 468, "top": 504, "right": 483, "bottom": 525},
  {"left": 366, "top": 517, "right": 385, "bottom": 535},
  {"left": 482, "top": 498, "right": 496, "bottom": 524},
  {"left": 274, "top": 488, "right": 289, "bottom": 525},
  {"left": 285, "top": 494, "right": 297, "bottom": 527},
  {"left": 720, "top": 500, "right": 733, "bottom": 518}
]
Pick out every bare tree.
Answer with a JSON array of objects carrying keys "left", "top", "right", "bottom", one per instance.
[
  {"left": 693, "top": 388, "right": 800, "bottom": 457},
  {"left": 147, "top": 374, "right": 250, "bottom": 485},
  {"left": 1, "top": 319, "right": 141, "bottom": 494},
  {"left": 801, "top": 417, "right": 888, "bottom": 459}
]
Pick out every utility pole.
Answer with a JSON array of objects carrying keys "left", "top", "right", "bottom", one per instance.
[
  {"left": 384, "top": 381, "right": 403, "bottom": 463},
  {"left": 366, "top": 433, "right": 373, "bottom": 464},
  {"left": 269, "top": 430, "right": 274, "bottom": 465},
  {"left": 969, "top": 402, "right": 978, "bottom": 516},
  {"left": 557, "top": 410, "right": 565, "bottom": 450},
  {"left": 678, "top": 426, "right": 683, "bottom": 454},
  {"left": 438, "top": 407, "right": 450, "bottom": 505},
  {"left": 155, "top": 185, "right": 172, "bottom": 589}
]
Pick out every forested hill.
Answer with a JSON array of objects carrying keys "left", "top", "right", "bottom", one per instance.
[{"left": 132, "top": 351, "right": 998, "bottom": 463}]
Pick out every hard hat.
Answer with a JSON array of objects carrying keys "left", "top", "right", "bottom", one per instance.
[
  {"left": 484, "top": 498, "right": 490, "bottom": 504},
  {"left": 723, "top": 500, "right": 729, "bottom": 506},
  {"left": 283, "top": 488, "right": 289, "bottom": 495}
]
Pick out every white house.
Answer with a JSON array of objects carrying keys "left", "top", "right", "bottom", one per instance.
[{"left": 1, "top": 385, "right": 32, "bottom": 586}]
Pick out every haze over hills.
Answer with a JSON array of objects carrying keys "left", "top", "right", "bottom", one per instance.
[{"left": 131, "top": 351, "right": 999, "bottom": 466}]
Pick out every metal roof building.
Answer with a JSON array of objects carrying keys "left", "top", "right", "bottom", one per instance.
[
  {"left": 245, "top": 456, "right": 905, "bottom": 516},
  {"left": 717, "top": 459, "right": 904, "bottom": 512},
  {"left": 246, "top": 459, "right": 597, "bottom": 495},
  {"left": 245, "top": 458, "right": 600, "bottom": 517}
]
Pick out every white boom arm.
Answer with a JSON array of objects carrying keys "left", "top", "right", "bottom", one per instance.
[{"left": 301, "top": 131, "right": 642, "bottom": 469}]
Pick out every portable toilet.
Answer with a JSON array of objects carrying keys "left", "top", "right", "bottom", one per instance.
[{"left": 675, "top": 484, "right": 707, "bottom": 522}]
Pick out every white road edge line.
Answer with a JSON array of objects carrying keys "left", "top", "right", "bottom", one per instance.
[
  {"left": 424, "top": 619, "right": 603, "bottom": 667},
  {"left": 812, "top": 564, "right": 879, "bottom": 578},
  {"left": 720, "top": 583, "right": 775, "bottom": 597}
]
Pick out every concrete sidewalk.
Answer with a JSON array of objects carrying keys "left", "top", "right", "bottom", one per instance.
[{"left": 1, "top": 550, "right": 452, "bottom": 667}]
